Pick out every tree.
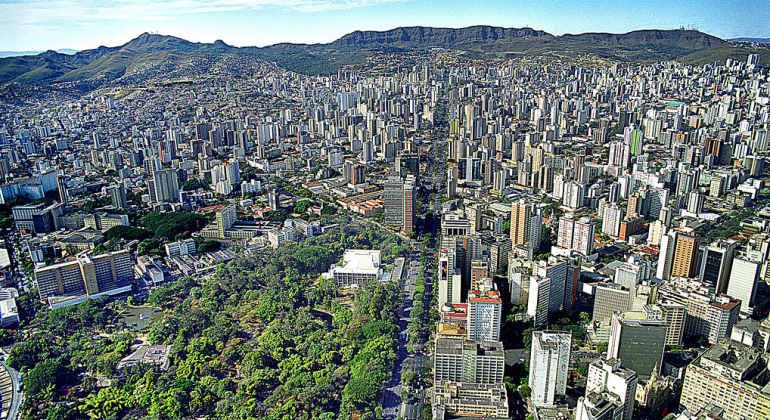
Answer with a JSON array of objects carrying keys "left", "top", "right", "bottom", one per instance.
[
  {"left": 26, "top": 359, "right": 72, "bottom": 399},
  {"left": 294, "top": 200, "right": 312, "bottom": 214},
  {"left": 519, "top": 384, "right": 531, "bottom": 398},
  {"left": 45, "top": 405, "right": 78, "bottom": 420},
  {"left": 104, "top": 225, "right": 153, "bottom": 241},
  {"left": 197, "top": 240, "right": 221, "bottom": 254}
]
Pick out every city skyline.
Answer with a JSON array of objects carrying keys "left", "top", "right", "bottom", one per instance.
[{"left": 1, "top": 0, "right": 769, "bottom": 52}]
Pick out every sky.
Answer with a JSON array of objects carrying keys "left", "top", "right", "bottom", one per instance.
[{"left": 1, "top": 0, "right": 769, "bottom": 52}]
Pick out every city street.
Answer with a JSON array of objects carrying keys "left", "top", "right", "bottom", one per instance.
[{"left": 383, "top": 259, "right": 419, "bottom": 420}]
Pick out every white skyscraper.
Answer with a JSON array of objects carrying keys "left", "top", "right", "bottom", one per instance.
[
  {"left": 467, "top": 290, "right": 502, "bottom": 341},
  {"left": 602, "top": 203, "right": 623, "bottom": 237},
  {"left": 438, "top": 250, "right": 462, "bottom": 306},
  {"left": 656, "top": 230, "right": 677, "bottom": 280},
  {"left": 578, "top": 358, "right": 638, "bottom": 420},
  {"left": 529, "top": 331, "right": 572, "bottom": 407},
  {"left": 726, "top": 252, "right": 762, "bottom": 316},
  {"left": 527, "top": 276, "right": 550, "bottom": 326}
]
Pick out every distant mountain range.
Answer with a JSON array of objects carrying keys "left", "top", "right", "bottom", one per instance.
[
  {"left": 0, "top": 49, "right": 78, "bottom": 58},
  {"left": 0, "top": 26, "right": 765, "bottom": 92},
  {"left": 731, "top": 38, "right": 770, "bottom": 43}
]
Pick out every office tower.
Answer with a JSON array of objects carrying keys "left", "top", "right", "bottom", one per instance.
[
  {"left": 557, "top": 215, "right": 595, "bottom": 255},
  {"left": 529, "top": 331, "right": 572, "bottom": 407},
  {"left": 492, "top": 169, "right": 506, "bottom": 192},
  {"left": 644, "top": 303, "right": 686, "bottom": 346},
  {"left": 563, "top": 181, "right": 585, "bottom": 208},
  {"left": 433, "top": 338, "right": 505, "bottom": 384},
  {"left": 671, "top": 229, "right": 700, "bottom": 278},
  {"left": 578, "top": 358, "right": 638, "bottom": 420},
  {"left": 438, "top": 250, "right": 462, "bottom": 306},
  {"left": 402, "top": 174, "right": 416, "bottom": 234},
  {"left": 726, "top": 252, "right": 762, "bottom": 316},
  {"left": 685, "top": 295, "right": 741, "bottom": 344},
  {"left": 527, "top": 275, "right": 550, "bottom": 326},
  {"left": 614, "top": 257, "right": 650, "bottom": 292},
  {"left": 384, "top": 175, "right": 404, "bottom": 227},
  {"left": 656, "top": 230, "right": 677, "bottom": 280},
  {"left": 593, "top": 283, "right": 632, "bottom": 323},
  {"left": 462, "top": 236, "right": 483, "bottom": 288},
  {"left": 602, "top": 203, "right": 623, "bottom": 237},
  {"left": 686, "top": 191, "right": 704, "bottom": 214},
  {"left": 108, "top": 151, "right": 123, "bottom": 170},
  {"left": 509, "top": 265, "right": 532, "bottom": 306},
  {"left": 361, "top": 141, "right": 374, "bottom": 163},
  {"left": 56, "top": 174, "right": 68, "bottom": 207},
  {"left": 608, "top": 311, "right": 667, "bottom": 378},
  {"left": 608, "top": 182, "right": 620, "bottom": 203},
  {"left": 350, "top": 164, "right": 365, "bottom": 186},
  {"left": 680, "top": 341, "right": 770, "bottom": 420},
  {"left": 470, "top": 260, "right": 489, "bottom": 286},
  {"left": 699, "top": 240, "right": 737, "bottom": 294},
  {"left": 267, "top": 189, "right": 279, "bottom": 211},
  {"left": 215, "top": 204, "right": 237, "bottom": 238},
  {"left": 395, "top": 152, "right": 419, "bottom": 182},
  {"left": 152, "top": 169, "right": 179, "bottom": 203},
  {"left": 34, "top": 250, "right": 133, "bottom": 309},
  {"left": 109, "top": 183, "right": 128, "bottom": 210},
  {"left": 510, "top": 199, "right": 541, "bottom": 248},
  {"left": 467, "top": 290, "right": 502, "bottom": 342},
  {"left": 573, "top": 153, "right": 585, "bottom": 181},
  {"left": 487, "top": 237, "right": 511, "bottom": 276}
]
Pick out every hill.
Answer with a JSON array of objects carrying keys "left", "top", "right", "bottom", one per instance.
[{"left": 0, "top": 26, "right": 765, "bottom": 90}]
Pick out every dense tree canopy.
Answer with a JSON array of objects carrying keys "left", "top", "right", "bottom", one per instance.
[
  {"left": 16, "top": 214, "right": 409, "bottom": 420},
  {"left": 140, "top": 211, "right": 210, "bottom": 240}
]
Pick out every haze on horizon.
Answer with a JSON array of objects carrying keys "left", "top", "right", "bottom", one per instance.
[{"left": 1, "top": 0, "right": 768, "bottom": 52}]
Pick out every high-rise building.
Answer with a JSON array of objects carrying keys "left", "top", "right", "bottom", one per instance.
[
  {"left": 593, "top": 283, "right": 632, "bottom": 323},
  {"left": 56, "top": 174, "right": 68, "bottom": 207},
  {"left": 527, "top": 275, "right": 550, "bottom": 326},
  {"left": 510, "top": 199, "right": 541, "bottom": 248},
  {"left": 384, "top": 174, "right": 404, "bottom": 227},
  {"left": 644, "top": 303, "right": 686, "bottom": 347},
  {"left": 656, "top": 230, "right": 678, "bottom": 280},
  {"left": 467, "top": 290, "right": 502, "bottom": 342},
  {"left": 557, "top": 215, "right": 595, "bottom": 255},
  {"left": 726, "top": 252, "right": 762, "bottom": 316},
  {"left": 34, "top": 250, "right": 133, "bottom": 309},
  {"left": 402, "top": 174, "right": 416, "bottom": 234},
  {"left": 469, "top": 260, "right": 489, "bottom": 287},
  {"left": 529, "top": 331, "right": 572, "bottom": 407},
  {"left": 578, "top": 358, "right": 638, "bottom": 420},
  {"left": 614, "top": 257, "right": 650, "bottom": 292},
  {"left": 434, "top": 337, "right": 505, "bottom": 384},
  {"left": 438, "top": 250, "right": 462, "bottom": 306},
  {"left": 602, "top": 203, "right": 623, "bottom": 237},
  {"left": 487, "top": 236, "right": 511, "bottom": 276},
  {"left": 509, "top": 265, "right": 533, "bottom": 306},
  {"left": 698, "top": 240, "right": 737, "bottom": 294},
  {"left": 109, "top": 182, "right": 128, "bottom": 210},
  {"left": 680, "top": 341, "right": 770, "bottom": 420},
  {"left": 687, "top": 191, "right": 704, "bottom": 214},
  {"left": 152, "top": 169, "right": 179, "bottom": 203},
  {"left": 671, "top": 229, "right": 700, "bottom": 278},
  {"left": 685, "top": 295, "right": 741, "bottom": 344},
  {"left": 216, "top": 204, "right": 237, "bottom": 238},
  {"left": 608, "top": 311, "right": 667, "bottom": 379}
]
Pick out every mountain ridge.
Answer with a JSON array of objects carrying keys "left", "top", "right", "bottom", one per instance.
[{"left": 0, "top": 26, "right": 765, "bottom": 91}]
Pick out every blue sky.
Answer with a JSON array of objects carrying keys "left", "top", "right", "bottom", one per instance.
[{"left": 1, "top": 0, "right": 768, "bottom": 51}]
